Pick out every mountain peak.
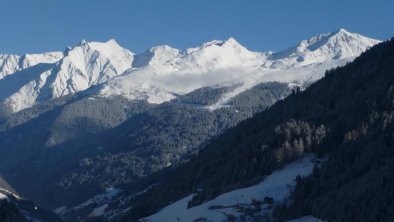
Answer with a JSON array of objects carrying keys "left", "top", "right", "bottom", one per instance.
[
  {"left": 79, "top": 39, "right": 87, "bottom": 45},
  {"left": 0, "top": 30, "right": 381, "bottom": 112},
  {"left": 0, "top": 39, "right": 135, "bottom": 112},
  {"left": 199, "top": 37, "right": 242, "bottom": 48},
  {"left": 222, "top": 37, "right": 243, "bottom": 48},
  {"left": 106, "top": 38, "right": 118, "bottom": 44},
  {"left": 270, "top": 28, "right": 380, "bottom": 66},
  {"left": 336, "top": 28, "right": 349, "bottom": 33},
  {"left": 72, "top": 39, "right": 125, "bottom": 52},
  {"left": 226, "top": 37, "right": 237, "bottom": 42},
  {"left": 150, "top": 44, "right": 179, "bottom": 53},
  {"left": 186, "top": 37, "right": 247, "bottom": 55},
  {"left": 328, "top": 28, "right": 359, "bottom": 40},
  {"left": 201, "top": 40, "right": 225, "bottom": 48},
  {"left": 132, "top": 45, "right": 180, "bottom": 68}
]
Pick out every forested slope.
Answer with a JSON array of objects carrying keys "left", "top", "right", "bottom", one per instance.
[{"left": 121, "top": 38, "right": 394, "bottom": 221}]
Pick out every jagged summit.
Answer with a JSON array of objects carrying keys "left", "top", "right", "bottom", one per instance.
[
  {"left": 0, "top": 30, "right": 381, "bottom": 112},
  {"left": 0, "top": 52, "right": 63, "bottom": 79},
  {"left": 0, "top": 39, "right": 134, "bottom": 112},
  {"left": 269, "top": 28, "right": 380, "bottom": 67},
  {"left": 223, "top": 37, "right": 242, "bottom": 46},
  {"left": 132, "top": 45, "right": 180, "bottom": 68},
  {"left": 68, "top": 38, "right": 130, "bottom": 55},
  {"left": 79, "top": 39, "right": 87, "bottom": 45},
  {"left": 186, "top": 37, "right": 245, "bottom": 54}
]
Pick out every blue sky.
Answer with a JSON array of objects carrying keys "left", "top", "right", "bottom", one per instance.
[{"left": 0, "top": 0, "right": 393, "bottom": 54}]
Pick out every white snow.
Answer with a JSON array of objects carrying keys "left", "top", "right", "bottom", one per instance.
[
  {"left": 287, "top": 215, "right": 325, "bottom": 222},
  {"left": 0, "top": 52, "right": 63, "bottom": 79},
  {"left": 88, "top": 204, "right": 109, "bottom": 217},
  {"left": 132, "top": 45, "right": 180, "bottom": 68},
  {"left": 98, "top": 29, "right": 379, "bottom": 108},
  {"left": 54, "top": 206, "right": 67, "bottom": 216},
  {"left": 268, "top": 28, "right": 379, "bottom": 68},
  {"left": 144, "top": 154, "right": 318, "bottom": 222},
  {"left": 74, "top": 186, "right": 121, "bottom": 210},
  {"left": 0, "top": 29, "right": 380, "bottom": 112},
  {"left": 0, "top": 193, "right": 7, "bottom": 199},
  {"left": 0, "top": 188, "right": 21, "bottom": 199},
  {"left": 0, "top": 39, "right": 133, "bottom": 112}
]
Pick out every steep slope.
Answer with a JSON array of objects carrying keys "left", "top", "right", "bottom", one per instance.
[
  {"left": 0, "top": 29, "right": 379, "bottom": 113},
  {"left": 0, "top": 176, "right": 63, "bottom": 222},
  {"left": 145, "top": 155, "right": 318, "bottom": 222},
  {"left": 0, "top": 52, "right": 63, "bottom": 79},
  {"left": 0, "top": 29, "right": 382, "bottom": 221},
  {"left": 99, "top": 37, "right": 266, "bottom": 104},
  {"left": 0, "top": 81, "right": 291, "bottom": 212},
  {"left": 0, "top": 39, "right": 134, "bottom": 112},
  {"left": 132, "top": 45, "right": 180, "bottom": 68},
  {"left": 0, "top": 180, "right": 24, "bottom": 222},
  {"left": 0, "top": 199, "right": 27, "bottom": 222},
  {"left": 273, "top": 45, "right": 394, "bottom": 221},
  {"left": 99, "top": 29, "right": 379, "bottom": 107},
  {"left": 118, "top": 39, "right": 394, "bottom": 221},
  {"left": 269, "top": 28, "right": 379, "bottom": 67}
]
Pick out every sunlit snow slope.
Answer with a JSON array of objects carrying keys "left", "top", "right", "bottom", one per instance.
[
  {"left": 145, "top": 155, "right": 318, "bottom": 222},
  {"left": 0, "top": 29, "right": 380, "bottom": 112}
]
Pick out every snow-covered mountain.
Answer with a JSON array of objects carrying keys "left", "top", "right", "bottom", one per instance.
[
  {"left": 0, "top": 28, "right": 380, "bottom": 112},
  {"left": 0, "top": 39, "right": 134, "bottom": 111},
  {"left": 0, "top": 52, "right": 63, "bottom": 79},
  {"left": 99, "top": 37, "right": 267, "bottom": 104},
  {"left": 268, "top": 28, "right": 380, "bottom": 67},
  {"left": 98, "top": 28, "right": 380, "bottom": 108}
]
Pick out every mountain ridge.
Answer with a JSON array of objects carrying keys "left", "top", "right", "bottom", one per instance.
[
  {"left": 0, "top": 28, "right": 380, "bottom": 112},
  {"left": 0, "top": 31, "right": 388, "bottom": 222},
  {"left": 118, "top": 38, "right": 394, "bottom": 222}
]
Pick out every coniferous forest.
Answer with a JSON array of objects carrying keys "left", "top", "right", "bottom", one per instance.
[
  {"left": 120, "top": 39, "right": 394, "bottom": 221},
  {"left": 0, "top": 2, "right": 392, "bottom": 221}
]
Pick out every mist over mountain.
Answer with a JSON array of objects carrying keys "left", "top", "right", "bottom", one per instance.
[
  {"left": 121, "top": 37, "right": 394, "bottom": 222},
  {"left": 0, "top": 29, "right": 387, "bottom": 222},
  {"left": 0, "top": 29, "right": 379, "bottom": 112}
]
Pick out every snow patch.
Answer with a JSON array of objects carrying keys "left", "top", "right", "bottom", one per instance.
[
  {"left": 88, "top": 204, "right": 108, "bottom": 217},
  {"left": 145, "top": 154, "right": 318, "bottom": 222},
  {"left": 54, "top": 206, "right": 67, "bottom": 216},
  {"left": 74, "top": 186, "right": 121, "bottom": 210},
  {"left": 0, "top": 188, "right": 21, "bottom": 200}
]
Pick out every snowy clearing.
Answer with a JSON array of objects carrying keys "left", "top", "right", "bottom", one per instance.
[{"left": 145, "top": 154, "right": 318, "bottom": 222}]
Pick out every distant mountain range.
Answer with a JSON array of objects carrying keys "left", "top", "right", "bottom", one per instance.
[
  {"left": 0, "top": 29, "right": 386, "bottom": 222},
  {"left": 118, "top": 37, "right": 394, "bottom": 222},
  {"left": 0, "top": 28, "right": 379, "bottom": 112}
]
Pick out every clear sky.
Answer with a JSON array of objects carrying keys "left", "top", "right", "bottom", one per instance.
[{"left": 0, "top": 0, "right": 393, "bottom": 55}]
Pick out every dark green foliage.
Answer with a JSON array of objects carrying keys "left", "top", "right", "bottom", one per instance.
[
  {"left": 175, "top": 84, "right": 241, "bottom": 106},
  {"left": 273, "top": 40, "right": 394, "bottom": 222},
  {"left": 0, "top": 93, "right": 79, "bottom": 132},
  {"left": 120, "top": 39, "right": 394, "bottom": 221},
  {"left": 0, "top": 79, "right": 290, "bottom": 209},
  {"left": 0, "top": 199, "right": 27, "bottom": 222},
  {"left": 0, "top": 102, "right": 12, "bottom": 121},
  {"left": 0, "top": 176, "right": 63, "bottom": 222},
  {"left": 228, "top": 82, "right": 292, "bottom": 114}
]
